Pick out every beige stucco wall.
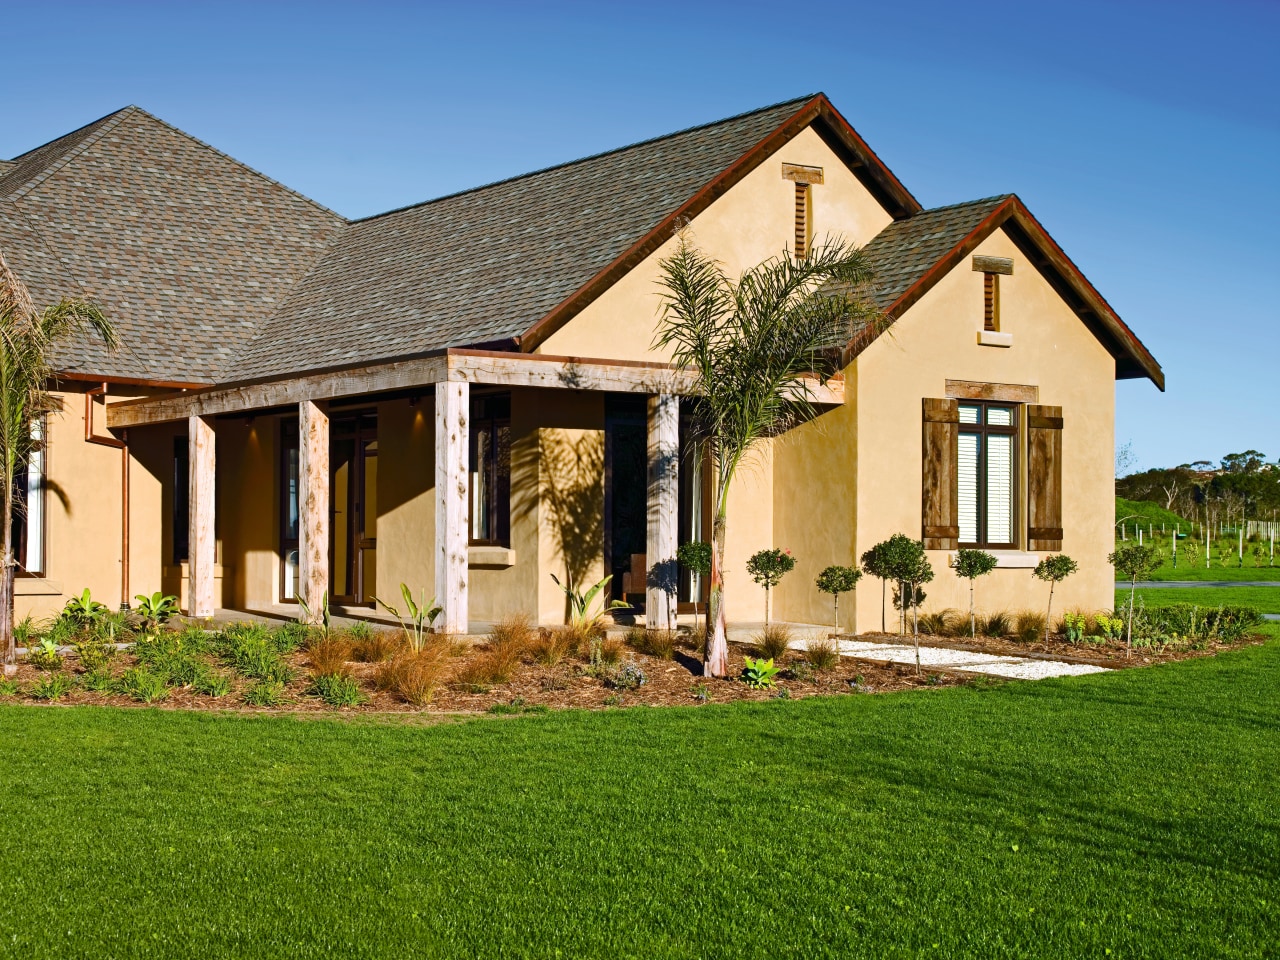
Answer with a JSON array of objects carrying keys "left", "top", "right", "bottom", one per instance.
[
  {"left": 834, "top": 226, "right": 1116, "bottom": 631},
  {"left": 538, "top": 125, "right": 893, "bottom": 362}
]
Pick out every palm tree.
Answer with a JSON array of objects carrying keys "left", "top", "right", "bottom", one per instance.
[
  {"left": 656, "top": 232, "right": 881, "bottom": 677},
  {"left": 0, "top": 251, "right": 117, "bottom": 667}
]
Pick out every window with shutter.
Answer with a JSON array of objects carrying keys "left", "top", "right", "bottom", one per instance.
[
  {"left": 1027, "top": 405, "right": 1063, "bottom": 550},
  {"left": 956, "top": 401, "right": 1018, "bottom": 549},
  {"left": 921, "top": 398, "right": 959, "bottom": 549}
]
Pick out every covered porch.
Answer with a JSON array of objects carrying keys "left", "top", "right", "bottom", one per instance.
[{"left": 110, "top": 349, "right": 843, "bottom": 633}]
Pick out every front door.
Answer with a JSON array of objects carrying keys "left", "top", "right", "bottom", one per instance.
[{"left": 279, "top": 412, "right": 378, "bottom": 606}]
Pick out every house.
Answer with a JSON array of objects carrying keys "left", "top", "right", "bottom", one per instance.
[{"left": 0, "top": 94, "right": 1162, "bottom": 634}]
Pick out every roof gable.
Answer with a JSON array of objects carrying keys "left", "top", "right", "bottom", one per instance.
[{"left": 853, "top": 195, "right": 1163, "bottom": 389}]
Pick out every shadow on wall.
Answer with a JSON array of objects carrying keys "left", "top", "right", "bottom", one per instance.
[{"left": 514, "top": 429, "right": 603, "bottom": 622}]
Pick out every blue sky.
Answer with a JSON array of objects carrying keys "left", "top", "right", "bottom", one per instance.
[{"left": 3, "top": 1, "right": 1276, "bottom": 471}]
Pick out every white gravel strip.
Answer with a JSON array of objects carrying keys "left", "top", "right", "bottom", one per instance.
[{"left": 790, "top": 637, "right": 1111, "bottom": 680}]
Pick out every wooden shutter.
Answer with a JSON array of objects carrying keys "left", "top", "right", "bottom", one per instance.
[
  {"left": 1027, "top": 404, "right": 1063, "bottom": 550},
  {"left": 921, "top": 398, "right": 959, "bottom": 550}
]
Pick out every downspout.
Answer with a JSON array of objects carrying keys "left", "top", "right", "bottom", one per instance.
[{"left": 85, "top": 384, "right": 130, "bottom": 610}]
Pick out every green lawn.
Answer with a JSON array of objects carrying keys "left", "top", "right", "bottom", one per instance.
[
  {"left": 1139, "top": 562, "right": 1280, "bottom": 582},
  {"left": 1117, "top": 585, "right": 1280, "bottom": 614},
  {"left": 2, "top": 632, "right": 1278, "bottom": 959}
]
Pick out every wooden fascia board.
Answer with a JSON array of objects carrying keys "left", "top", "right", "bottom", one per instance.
[
  {"left": 53, "top": 370, "right": 210, "bottom": 392},
  {"left": 849, "top": 197, "right": 1164, "bottom": 391},
  {"left": 106, "top": 348, "right": 844, "bottom": 427},
  {"left": 516, "top": 94, "right": 920, "bottom": 355}
]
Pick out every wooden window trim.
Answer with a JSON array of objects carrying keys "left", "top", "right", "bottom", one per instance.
[{"left": 959, "top": 400, "right": 1019, "bottom": 551}]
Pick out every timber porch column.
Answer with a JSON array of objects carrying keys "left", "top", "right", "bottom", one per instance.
[
  {"left": 435, "top": 381, "right": 469, "bottom": 634},
  {"left": 646, "top": 394, "right": 679, "bottom": 630},
  {"left": 298, "top": 400, "right": 330, "bottom": 619},
  {"left": 188, "top": 415, "right": 216, "bottom": 618}
]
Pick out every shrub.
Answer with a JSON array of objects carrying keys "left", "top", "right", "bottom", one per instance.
[
  {"left": 272, "top": 622, "right": 311, "bottom": 654},
  {"left": 1133, "top": 603, "right": 1262, "bottom": 646},
  {"left": 26, "top": 638, "right": 63, "bottom": 671},
  {"left": 30, "top": 673, "right": 74, "bottom": 702},
  {"left": 377, "top": 649, "right": 448, "bottom": 706},
  {"left": 532, "top": 628, "right": 579, "bottom": 667},
  {"left": 308, "top": 672, "right": 367, "bottom": 707},
  {"left": 191, "top": 666, "right": 232, "bottom": 698},
  {"left": 753, "top": 623, "right": 792, "bottom": 661},
  {"left": 1013, "top": 610, "right": 1046, "bottom": 644},
  {"left": 308, "top": 637, "right": 352, "bottom": 677},
  {"left": 73, "top": 636, "right": 117, "bottom": 672},
  {"left": 242, "top": 680, "right": 285, "bottom": 707},
  {"left": 120, "top": 668, "right": 169, "bottom": 704},
  {"left": 625, "top": 628, "right": 677, "bottom": 660},
  {"left": 607, "top": 660, "right": 647, "bottom": 690},
  {"left": 803, "top": 637, "right": 840, "bottom": 672},
  {"left": 349, "top": 629, "right": 401, "bottom": 663},
  {"left": 742, "top": 656, "right": 780, "bottom": 689},
  {"left": 1096, "top": 614, "right": 1125, "bottom": 642},
  {"left": 219, "top": 628, "right": 294, "bottom": 684},
  {"left": 788, "top": 659, "right": 816, "bottom": 683},
  {"left": 1062, "top": 612, "right": 1089, "bottom": 644},
  {"left": 347, "top": 621, "right": 374, "bottom": 642},
  {"left": 133, "top": 632, "right": 205, "bottom": 686}
]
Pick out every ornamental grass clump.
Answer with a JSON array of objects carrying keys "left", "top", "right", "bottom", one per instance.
[
  {"left": 242, "top": 680, "right": 285, "bottom": 708},
  {"left": 803, "top": 637, "right": 840, "bottom": 672},
  {"left": 307, "top": 672, "right": 366, "bottom": 708},
  {"left": 753, "top": 623, "right": 793, "bottom": 661},
  {"left": 377, "top": 648, "right": 449, "bottom": 706},
  {"left": 29, "top": 673, "right": 74, "bottom": 702},
  {"left": 625, "top": 628, "right": 678, "bottom": 660},
  {"left": 307, "top": 636, "right": 352, "bottom": 678},
  {"left": 119, "top": 667, "right": 169, "bottom": 704},
  {"left": 532, "top": 628, "right": 579, "bottom": 667},
  {"left": 349, "top": 629, "right": 401, "bottom": 663}
]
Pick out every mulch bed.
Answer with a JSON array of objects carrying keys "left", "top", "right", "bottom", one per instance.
[
  {"left": 844, "top": 630, "right": 1268, "bottom": 668},
  {"left": 2, "top": 639, "right": 968, "bottom": 715}
]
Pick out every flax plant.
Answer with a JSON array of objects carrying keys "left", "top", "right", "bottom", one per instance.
[
  {"left": 0, "top": 252, "right": 116, "bottom": 665},
  {"left": 656, "top": 231, "right": 881, "bottom": 676}
]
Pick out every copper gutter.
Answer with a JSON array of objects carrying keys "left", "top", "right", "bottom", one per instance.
[{"left": 85, "top": 384, "right": 130, "bottom": 610}]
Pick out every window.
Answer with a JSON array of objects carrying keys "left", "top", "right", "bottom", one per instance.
[
  {"left": 173, "top": 436, "right": 189, "bottom": 563},
  {"left": 470, "top": 394, "right": 510, "bottom": 546},
  {"left": 958, "top": 402, "right": 1018, "bottom": 549},
  {"left": 12, "top": 418, "right": 46, "bottom": 576}
]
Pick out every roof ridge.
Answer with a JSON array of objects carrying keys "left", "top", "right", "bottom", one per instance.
[
  {"left": 912, "top": 194, "right": 1014, "bottom": 216},
  {"left": 353, "top": 93, "right": 819, "bottom": 224},
  {"left": 2, "top": 107, "right": 136, "bottom": 201},
  {"left": 118, "top": 107, "right": 348, "bottom": 223}
]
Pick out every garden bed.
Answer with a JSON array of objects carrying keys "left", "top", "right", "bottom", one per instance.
[{"left": 1, "top": 619, "right": 969, "bottom": 715}]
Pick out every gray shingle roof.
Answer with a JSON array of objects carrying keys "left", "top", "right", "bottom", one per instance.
[
  {"left": 228, "top": 96, "right": 815, "bottom": 381},
  {"left": 861, "top": 195, "right": 1010, "bottom": 309},
  {"left": 0, "top": 107, "right": 345, "bottom": 383}
]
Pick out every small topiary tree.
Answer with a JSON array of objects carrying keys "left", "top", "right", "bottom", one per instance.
[
  {"left": 676, "top": 540, "right": 712, "bottom": 634},
  {"left": 1033, "top": 555, "right": 1078, "bottom": 643},
  {"left": 746, "top": 548, "right": 796, "bottom": 627},
  {"left": 873, "top": 535, "right": 932, "bottom": 672},
  {"left": 816, "top": 565, "right": 861, "bottom": 633},
  {"left": 1108, "top": 542, "right": 1160, "bottom": 658},
  {"left": 952, "top": 549, "right": 998, "bottom": 638},
  {"left": 860, "top": 542, "right": 891, "bottom": 633}
]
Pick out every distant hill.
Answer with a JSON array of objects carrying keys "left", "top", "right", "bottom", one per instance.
[{"left": 1116, "top": 498, "right": 1191, "bottom": 534}]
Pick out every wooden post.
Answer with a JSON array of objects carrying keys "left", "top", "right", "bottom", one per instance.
[
  {"left": 298, "top": 400, "right": 329, "bottom": 620},
  {"left": 188, "top": 415, "right": 216, "bottom": 618},
  {"left": 435, "top": 381, "right": 469, "bottom": 635},
  {"left": 646, "top": 394, "right": 679, "bottom": 631}
]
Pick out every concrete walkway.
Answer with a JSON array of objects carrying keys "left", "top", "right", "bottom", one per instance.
[{"left": 789, "top": 636, "right": 1111, "bottom": 681}]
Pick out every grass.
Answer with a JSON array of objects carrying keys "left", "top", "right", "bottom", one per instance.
[
  {"left": 1, "top": 631, "right": 1277, "bottom": 958},
  {"left": 1116, "top": 585, "right": 1280, "bottom": 614},
  {"left": 1139, "top": 562, "right": 1280, "bottom": 582}
]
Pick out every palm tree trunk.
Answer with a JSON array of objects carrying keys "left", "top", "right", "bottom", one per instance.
[{"left": 704, "top": 497, "right": 730, "bottom": 678}]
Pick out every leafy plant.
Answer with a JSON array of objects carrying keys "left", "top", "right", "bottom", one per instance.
[
  {"left": 30, "top": 673, "right": 73, "bottom": 701},
  {"left": 607, "top": 660, "right": 647, "bottom": 691},
  {"left": 746, "top": 548, "right": 796, "bottom": 626},
  {"left": 191, "top": 666, "right": 232, "bottom": 698},
  {"left": 676, "top": 540, "right": 713, "bottom": 631},
  {"left": 62, "top": 588, "right": 108, "bottom": 626},
  {"left": 1033, "top": 555, "right": 1078, "bottom": 644},
  {"left": 550, "top": 573, "right": 627, "bottom": 629},
  {"left": 656, "top": 234, "right": 881, "bottom": 676},
  {"left": 741, "top": 656, "right": 781, "bottom": 689},
  {"left": 133, "top": 592, "right": 180, "bottom": 633},
  {"left": 815, "top": 565, "right": 861, "bottom": 632},
  {"left": 242, "top": 680, "right": 285, "bottom": 707},
  {"left": 1097, "top": 614, "right": 1125, "bottom": 642},
  {"left": 0, "top": 676, "right": 20, "bottom": 698},
  {"left": 308, "top": 672, "right": 367, "bottom": 707},
  {"left": 1062, "top": 612, "right": 1088, "bottom": 644},
  {"left": 373, "top": 584, "right": 442, "bottom": 653},
  {"left": 119, "top": 667, "right": 169, "bottom": 703},
  {"left": 952, "top": 549, "right": 998, "bottom": 638},
  {"left": 1109, "top": 543, "right": 1160, "bottom": 657},
  {"left": 296, "top": 589, "right": 332, "bottom": 639},
  {"left": 73, "top": 636, "right": 117, "bottom": 672},
  {"left": 13, "top": 614, "right": 34, "bottom": 649},
  {"left": 218, "top": 628, "right": 294, "bottom": 684},
  {"left": 26, "top": 637, "right": 62, "bottom": 670}
]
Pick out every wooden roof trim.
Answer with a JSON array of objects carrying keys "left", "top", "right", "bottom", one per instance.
[
  {"left": 810, "top": 97, "right": 921, "bottom": 219},
  {"left": 850, "top": 196, "right": 1163, "bottom": 390},
  {"left": 54, "top": 370, "right": 210, "bottom": 391},
  {"left": 516, "top": 93, "right": 920, "bottom": 354}
]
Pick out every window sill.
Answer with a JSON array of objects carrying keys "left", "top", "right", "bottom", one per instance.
[
  {"left": 468, "top": 546, "right": 516, "bottom": 568},
  {"left": 977, "top": 330, "right": 1012, "bottom": 347},
  {"left": 15, "top": 578, "right": 62, "bottom": 597},
  {"left": 950, "top": 550, "right": 1039, "bottom": 568}
]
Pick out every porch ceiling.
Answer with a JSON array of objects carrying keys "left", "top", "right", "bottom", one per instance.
[{"left": 105, "top": 347, "right": 845, "bottom": 428}]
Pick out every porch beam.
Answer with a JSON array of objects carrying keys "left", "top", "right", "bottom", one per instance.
[
  {"left": 645, "top": 394, "right": 679, "bottom": 630},
  {"left": 106, "top": 349, "right": 844, "bottom": 428},
  {"left": 435, "top": 381, "right": 469, "bottom": 634},
  {"left": 298, "top": 400, "right": 330, "bottom": 620},
  {"left": 187, "top": 415, "right": 216, "bottom": 618}
]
